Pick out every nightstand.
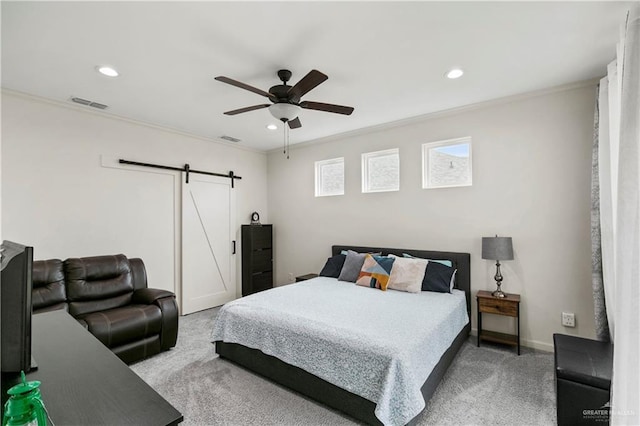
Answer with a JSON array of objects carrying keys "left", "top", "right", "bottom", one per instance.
[
  {"left": 295, "top": 273, "right": 319, "bottom": 282},
  {"left": 476, "top": 290, "right": 521, "bottom": 355}
]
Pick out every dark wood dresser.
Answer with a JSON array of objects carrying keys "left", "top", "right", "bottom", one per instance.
[
  {"left": 241, "top": 224, "right": 273, "bottom": 296},
  {"left": 1, "top": 310, "right": 182, "bottom": 425}
]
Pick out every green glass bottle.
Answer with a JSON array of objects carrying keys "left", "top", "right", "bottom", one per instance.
[{"left": 2, "top": 372, "right": 48, "bottom": 426}]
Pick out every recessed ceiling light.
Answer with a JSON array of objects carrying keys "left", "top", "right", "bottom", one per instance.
[
  {"left": 266, "top": 124, "right": 278, "bottom": 130},
  {"left": 96, "top": 65, "right": 119, "bottom": 77},
  {"left": 445, "top": 68, "right": 464, "bottom": 79}
]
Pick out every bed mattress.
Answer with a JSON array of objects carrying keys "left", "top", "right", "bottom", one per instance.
[{"left": 211, "top": 277, "right": 469, "bottom": 425}]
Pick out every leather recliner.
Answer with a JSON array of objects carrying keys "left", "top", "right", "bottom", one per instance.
[{"left": 32, "top": 254, "right": 178, "bottom": 364}]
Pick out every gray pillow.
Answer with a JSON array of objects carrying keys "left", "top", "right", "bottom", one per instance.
[{"left": 337, "top": 250, "right": 368, "bottom": 282}]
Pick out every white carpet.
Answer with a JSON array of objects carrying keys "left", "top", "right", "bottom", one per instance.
[{"left": 130, "top": 307, "right": 556, "bottom": 425}]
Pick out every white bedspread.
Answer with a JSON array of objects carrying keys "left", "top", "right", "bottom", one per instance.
[{"left": 211, "top": 277, "right": 469, "bottom": 426}]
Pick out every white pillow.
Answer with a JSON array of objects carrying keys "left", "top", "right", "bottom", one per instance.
[{"left": 387, "top": 255, "right": 427, "bottom": 293}]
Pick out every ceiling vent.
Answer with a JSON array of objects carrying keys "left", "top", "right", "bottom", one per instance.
[
  {"left": 71, "top": 97, "right": 108, "bottom": 110},
  {"left": 220, "top": 135, "right": 241, "bottom": 143}
]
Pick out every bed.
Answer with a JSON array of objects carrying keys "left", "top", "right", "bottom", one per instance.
[{"left": 212, "top": 245, "right": 471, "bottom": 425}]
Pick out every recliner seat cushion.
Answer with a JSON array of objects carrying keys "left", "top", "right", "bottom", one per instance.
[
  {"left": 65, "top": 254, "right": 134, "bottom": 317},
  {"left": 32, "top": 259, "right": 67, "bottom": 313},
  {"left": 81, "top": 304, "right": 162, "bottom": 348}
]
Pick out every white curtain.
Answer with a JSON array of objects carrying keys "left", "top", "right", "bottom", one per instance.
[
  {"left": 598, "top": 75, "right": 616, "bottom": 340},
  {"left": 598, "top": 6, "right": 640, "bottom": 425}
]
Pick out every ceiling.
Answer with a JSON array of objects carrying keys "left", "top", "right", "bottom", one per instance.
[{"left": 1, "top": 1, "right": 632, "bottom": 151}]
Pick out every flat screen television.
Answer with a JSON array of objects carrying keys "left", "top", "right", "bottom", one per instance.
[{"left": 1, "top": 240, "right": 35, "bottom": 373}]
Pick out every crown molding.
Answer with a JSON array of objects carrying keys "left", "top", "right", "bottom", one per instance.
[
  {"left": 1, "top": 88, "right": 266, "bottom": 155},
  {"left": 270, "top": 77, "right": 600, "bottom": 154},
  {"left": 3, "top": 76, "right": 599, "bottom": 157}
]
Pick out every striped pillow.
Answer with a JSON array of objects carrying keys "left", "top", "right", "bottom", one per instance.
[{"left": 356, "top": 254, "right": 395, "bottom": 291}]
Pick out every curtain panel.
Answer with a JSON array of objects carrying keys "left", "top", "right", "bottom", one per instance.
[
  {"left": 591, "top": 91, "right": 610, "bottom": 342},
  {"left": 597, "top": 6, "right": 640, "bottom": 425}
]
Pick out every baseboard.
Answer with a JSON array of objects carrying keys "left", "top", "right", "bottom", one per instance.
[{"left": 470, "top": 328, "right": 553, "bottom": 352}]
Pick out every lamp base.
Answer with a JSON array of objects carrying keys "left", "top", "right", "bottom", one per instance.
[
  {"left": 492, "top": 262, "right": 506, "bottom": 298},
  {"left": 492, "top": 289, "right": 506, "bottom": 298}
]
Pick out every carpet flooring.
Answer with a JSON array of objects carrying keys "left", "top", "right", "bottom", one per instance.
[{"left": 130, "top": 307, "right": 556, "bottom": 425}]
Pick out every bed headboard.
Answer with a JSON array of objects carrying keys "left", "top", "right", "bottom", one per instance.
[{"left": 332, "top": 245, "right": 471, "bottom": 317}]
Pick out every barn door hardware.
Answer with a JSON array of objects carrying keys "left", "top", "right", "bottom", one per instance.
[{"left": 118, "top": 159, "right": 242, "bottom": 187}]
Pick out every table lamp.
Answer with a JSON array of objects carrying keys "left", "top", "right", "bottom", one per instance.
[{"left": 481, "top": 236, "right": 514, "bottom": 298}]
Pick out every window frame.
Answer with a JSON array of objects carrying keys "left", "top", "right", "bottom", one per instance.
[
  {"left": 314, "top": 157, "right": 345, "bottom": 197},
  {"left": 361, "top": 148, "right": 400, "bottom": 193},
  {"left": 422, "top": 137, "right": 472, "bottom": 189}
]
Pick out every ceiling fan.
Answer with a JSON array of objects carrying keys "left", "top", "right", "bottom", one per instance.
[{"left": 215, "top": 69, "right": 354, "bottom": 129}]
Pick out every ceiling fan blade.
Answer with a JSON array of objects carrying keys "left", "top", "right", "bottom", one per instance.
[
  {"left": 223, "top": 104, "right": 271, "bottom": 115},
  {"left": 215, "top": 76, "right": 274, "bottom": 99},
  {"left": 299, "top": 101, "right": 354, "bottom": 115},
  {"left": 287, "top": 70, "right": 328, "bottom": 102},
  {"left": 288, "top": 117, "right": 302, "bottom": 129}
]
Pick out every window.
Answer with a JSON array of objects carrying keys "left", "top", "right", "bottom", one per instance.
[
  {"left": 315, "top": 157, "right": 344, "bottom": 197},
  {"left": 422, "top": 137, "right": 472, "bottom": 189},
  {"left": 362, "top": 148, "right": 400, "bottom": 193}
]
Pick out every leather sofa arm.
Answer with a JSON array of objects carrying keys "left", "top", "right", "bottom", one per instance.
[
  {"left": 132, "top": 288, "right": 175, "bottom": 305},
  {"left": 156, "top": 297, "right": 178, "bottom": 350},
  {"left": 132, "top": 288, "right": 179, "bottom": 351}
]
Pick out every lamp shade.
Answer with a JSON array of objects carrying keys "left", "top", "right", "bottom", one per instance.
[
  {"left": 481, "top": 236, "right": 514, "bottom": 260},
  {"left": 269, "top": 103, "right": 301, "bottom": 121}
]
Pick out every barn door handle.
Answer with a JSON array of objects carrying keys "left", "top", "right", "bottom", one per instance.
[{"left": 232, "top": 240, "right": 236, "bottom": 254}]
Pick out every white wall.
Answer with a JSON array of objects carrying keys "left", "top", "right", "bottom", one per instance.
[
  {"left": 1, "top": 91, "right": 268, "bottom": 305},
  {"left": 267, "top": 83, "right": 597, "bottom": 351}
]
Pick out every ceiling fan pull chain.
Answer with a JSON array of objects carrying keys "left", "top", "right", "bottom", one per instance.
[{"left": 286, "top": 124, "right": 290, "bottom": 160}]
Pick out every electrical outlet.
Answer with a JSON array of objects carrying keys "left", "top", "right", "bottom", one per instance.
[
  {"left": 562, "top": 312, "right": 576, "bottom": 327},
  {"left": 288, "top": 272, "right": 294, "bottom": 283}
]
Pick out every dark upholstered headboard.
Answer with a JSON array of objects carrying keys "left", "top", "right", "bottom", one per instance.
[{"left": 332, "top": 245, "right": 471, "bottom": 317}]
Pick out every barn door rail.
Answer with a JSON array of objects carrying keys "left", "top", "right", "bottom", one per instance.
[{"left": 118, "top": 159, "right": 242, "bottom": 187}]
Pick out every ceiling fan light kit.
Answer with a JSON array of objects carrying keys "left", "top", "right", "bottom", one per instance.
[{"left": 269, "top": 103, "right": 301, "bottom": 122}]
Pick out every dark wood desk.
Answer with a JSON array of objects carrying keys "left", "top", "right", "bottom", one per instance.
[{"left": 2, "top": 310, "right": 183, "bottom": 425}]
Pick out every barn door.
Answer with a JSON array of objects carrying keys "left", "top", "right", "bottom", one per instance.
[{"left": 181, "top": 173, "right": 236, "bottom": 314}]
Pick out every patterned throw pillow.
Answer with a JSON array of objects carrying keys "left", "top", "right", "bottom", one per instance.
[
  {"left": 356, "top": 254, "right": 395, "bottom": 291},
  {"left": 387, "top": 256, "right": 428, "bottom": 293}
]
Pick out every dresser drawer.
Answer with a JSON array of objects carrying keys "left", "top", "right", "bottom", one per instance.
[
  {"left": 251, "top": 271, "right": 273, "bottom": 292},
  {"left": 478, "top": 297, "right": 518, "bottom": 317},
  {"left": 251, "top": 227, "right": 272, "bottom": 250},
  {"left": 251, "top": 249, "right": 272, "bottom": 272}
]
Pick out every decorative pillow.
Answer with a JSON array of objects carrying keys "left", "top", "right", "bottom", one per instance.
[
  {"left": 403, "top": 253, "right": 453, "bottom": 268},
  {"left": 387, "top": 256, "right": 428, "bottom": 293},
  {"left": 356, "top": 254, "right": 395, "bottom": 291},
  {"left": 319, "top": 254, "right": 347, "bottom": 278},
  {"left": 449, "top": 269, "right": 457, "bottom": 291},
  {"left": 337, "top": 250, "right": 368, "bottom": 282},
  {"left": 422, "top": 261, "right": 457, "bottom": 293}
]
